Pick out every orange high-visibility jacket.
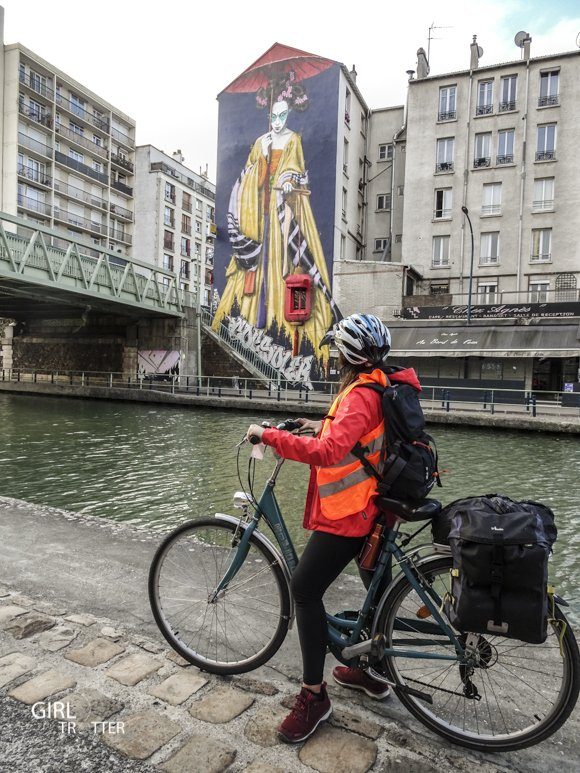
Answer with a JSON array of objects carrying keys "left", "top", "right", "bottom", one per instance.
[{"left": 316, "top": 369, "right": 387, "bottom": 520}]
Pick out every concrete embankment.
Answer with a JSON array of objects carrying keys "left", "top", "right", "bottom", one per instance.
[
  {"left": 0, "top": 380, "right": 579, "bottom": 434},
  {"left": 0, "top": 497, "right": 578, "bottom": 772}
]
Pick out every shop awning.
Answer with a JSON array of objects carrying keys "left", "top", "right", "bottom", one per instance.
[{"left": 389, "top": 322, "right": 580, "bottom": 358}]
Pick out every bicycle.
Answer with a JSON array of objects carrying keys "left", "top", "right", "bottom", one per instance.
[{"left": 148, "top": 420, "right": 580, "bottom": 752}]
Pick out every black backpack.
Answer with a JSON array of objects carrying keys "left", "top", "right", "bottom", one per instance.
[
  {"left": 352, "top": 366, "right": 442, "bottom": 502},
  {"left": 435, "top": 494, "right": 557, "bottom": 643}
]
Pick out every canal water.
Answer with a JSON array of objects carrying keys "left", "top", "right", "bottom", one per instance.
[{"left": 1, "top": 394, "right": 579, "bottom": 616}]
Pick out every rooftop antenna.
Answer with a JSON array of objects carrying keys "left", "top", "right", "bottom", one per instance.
[
  {"left": 514, "top": 30, "right": 529, "bottom": 58},
  {"left": 427, "top": 21, "right": 453, "bottom": 63}
]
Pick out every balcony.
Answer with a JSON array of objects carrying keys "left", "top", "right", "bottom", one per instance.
[
  {"left": 532, "top": 199, "right": 554, "bottom": 212},
  {"left": 17, "top": 164, "right": 52, "bottom": 188},
  {"left": 17, "top": 193, "right": 51, "bottom": 216},
  {"left": 111, "top": 179, "right": 133, "bottom": 197},
  {"left": 535, "top": 150, "right": 556, "bottom": 162},
  {"left": 18, "top": 102, "right": 53, "bottom": 128},
  {"left": 54, "top": 206, "right": 107, "bottom": 235},
  {"left": 433, "top": 208, "right": 452, "bottom": 219},
  {"left": 402, "top": 288, "right": 580, "bottom": 316},
  {"left": 438, "top": 110, "right": 456, "bottom": 121},
  {"left": 499, "top": 101, "right": 516, "bottom": 112},
  {"left": 111, "top": 126, "right": 135, "bottom": 149},
  {"left": 55, "top": 123, "right": 108, "bottom": 158},
  {"left": 55, "top": 151, "right": 108, "bottom": 184},
  {"left": 481, "top": 204, "right": 501, "bottom": 216},
  {"left": 110, "top": 202, "right": 133, "bottom": 221},
  {"left": 18, "top": 132, "right": 52, "bottom": 159},
  {"left": 110, "top": 152, "right": 134, "bottom": 173},
  {"left": 19, "top": 70, "right": 54, "bottom": 100},
  {"left": 475, "top": 104, "right": 493, "bottom": 116},
  {"left": 109, "top": 226, "right": 132, "bottom": 245},
  {"left": 474, "top": 157, "right": 491, "bottom": 168},
  {"left": 497, "top": 154, "right": 514, "bottom": 165},
  {"left": 538, "top": 95, "right": 559, "bottom": 107},
  {"left": 56, "top": 92, "right": 109, "bottom": 132},
  {"left": 54, "top": 179, "right": 107, "bottom": 209},
  {"left": 435, "top": 161, "right": 454, "bottom": 173}
]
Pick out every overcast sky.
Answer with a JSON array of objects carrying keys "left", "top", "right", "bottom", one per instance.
[{"left": 4, "top": 0, "right": 579, "bottom": 178}]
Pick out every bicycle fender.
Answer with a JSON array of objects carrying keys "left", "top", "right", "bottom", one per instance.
[{"left": 214, "top": 513, "right": 295, "bottom": 626}]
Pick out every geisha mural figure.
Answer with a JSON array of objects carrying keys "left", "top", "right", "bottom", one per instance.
[{"left": 212, "top": 65, "right": 341, "bottom": 384}]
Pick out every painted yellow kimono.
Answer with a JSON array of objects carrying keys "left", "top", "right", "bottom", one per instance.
[{"left": 213, "top": 131, "right": 334, "bottom": 363}]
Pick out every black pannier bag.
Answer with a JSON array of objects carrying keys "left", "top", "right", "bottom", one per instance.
[
  {"left": 435, "top": 494, "right": 557, "bottom": 644},
  {"left": 352, "top": 366, "right": 442, "bottom": 502}
]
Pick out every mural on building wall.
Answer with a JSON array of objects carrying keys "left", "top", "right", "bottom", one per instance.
[
  {"left": 138, "top": 350, "right": 180, "bottom": 375},
  {"left": 213, "top": 44, "right": 342, "bottom": 387}
]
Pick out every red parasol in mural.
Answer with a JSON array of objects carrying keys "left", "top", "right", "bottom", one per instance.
[{"left": 223, "top": 43, "right": 336, "bottom": 93}]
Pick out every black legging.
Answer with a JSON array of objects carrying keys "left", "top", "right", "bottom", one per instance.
[{"left": 290, "top": 530, "right": 391, "bottom": 685}]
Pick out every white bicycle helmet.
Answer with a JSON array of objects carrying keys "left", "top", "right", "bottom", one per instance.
[{"left": 321, "top": 314, "right": 391, "bottom": 366}]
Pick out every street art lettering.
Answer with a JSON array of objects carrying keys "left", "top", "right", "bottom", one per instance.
[{"left": 227, "top": 316, "right": 314, "bottom": 387}]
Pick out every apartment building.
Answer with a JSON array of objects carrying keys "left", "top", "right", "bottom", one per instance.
[
  {"left": 0, "top": 11, "right": 136, "bottom": 257},
  {"left": 133, "top": 146, "right": 216, "bottom": 306}
]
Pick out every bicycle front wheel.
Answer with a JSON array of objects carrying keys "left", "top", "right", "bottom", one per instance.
[
  {"left": 148, "top": 518, "right": 292, "bottom": 675},
  {"left": 377, "top": 555, "right": 580, "bottom": 752}
]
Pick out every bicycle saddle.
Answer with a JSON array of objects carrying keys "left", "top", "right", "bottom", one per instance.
[{"left": 378, "top": 497, "right": 442, "bottom": 522}]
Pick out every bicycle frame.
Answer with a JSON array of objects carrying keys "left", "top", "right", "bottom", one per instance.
[{"left": 214, "top": 454, "right": 465, "bottom": 665}]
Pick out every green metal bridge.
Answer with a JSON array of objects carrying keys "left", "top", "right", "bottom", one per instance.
[{"left": 0, "top": 212, "right": 190, "bottom": 320}]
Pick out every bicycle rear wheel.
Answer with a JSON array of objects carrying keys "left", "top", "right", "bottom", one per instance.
[
  {"left": 148, "top": 518, "right": 291, "bottom": 675},
  {"left": 376, "top": 555, "right": 580, "bottom": 752}
]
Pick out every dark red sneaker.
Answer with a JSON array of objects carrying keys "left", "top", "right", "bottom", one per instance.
[
  {"left": 278, "top": 683, "right": 332, "bottom": 743},
  {"left": 332, "top": 666, "right": 391, "bottom": 700}
]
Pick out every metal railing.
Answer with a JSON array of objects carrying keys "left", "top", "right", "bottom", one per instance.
[
  {"left": 111, "top": 179, "right": 133, "bottom": 196},
  {"left": 109, "top": 226, "right": 132, "bottom": 244},
  {"left": 438, "top": 111, "right": 456, "bottom": 121},
  {"left": 536, "top": 150, "right": 556, "bottom": 162},
  {"left": 436, "top": 162, "right": 453, "bottom": 173},
  {"left": 499, "top": 101, "right": 516, "bottom": 112},
  {"left": 55, "top": 123, "right": 108, "bottom": 158},
  {"left": 56, "top": 93, "right": 109, "bottom": 132},
  {"left": 110, "top": 203, "right": 133, "bottom": 221},
  {"left": 17, "top": 164, "right": 52, "bottom": 188},
  {"left": 18, "top": 132, "right": 53, "bottom": 159},
  {"left": 532, "top": 199, "right": 554, "bottom": 211},
  {"left": 475, "top": 104, "right": 493, "bottom": 116},
  {"left": 55, "top": 151, "right": 109, "bottom": 184},
  {"left": 17, "top": 194, "right": 51, "bottom": 216},
  {"left": 54, "top": 179, "right": 107, "bottom": 210},
  {"left": 408, "top": 287, "right": 579, "bottom": 306},
  {"left": 19, "top": 70, "right": 54, "bottom": 99},
  {"left": 474, "top": 157, "right": 491, "bottom": 168},
  {"left": 433, "top": 209, "right": 452, "bottom": 219},
  {"left": 111, "top": 126, "right": 135, "bottom": 148},
  {"left": 538, "top": 95, "right": 559, "bottom": 107},
  {"left": 53, "top": 207, "right": 107, "bottom": 235},
  {"left": 18, "top": 102, "right": 53, "bottom": 128},
  {"left": 496, "top": 154, "right": 514, "bottom": 165},
  {"left": 110, "top": 153, "right": 134, "bottom": 173}
]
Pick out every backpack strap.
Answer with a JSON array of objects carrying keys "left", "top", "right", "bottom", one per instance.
[
  {"left": 423, "top": 433, "right": 443, "bottom": 488},
  {"left": 490, "top": 535, "right": 504, "bottom": 629},
  {"left": 351, "top": 442, "right": 382, "bottom": 482}
]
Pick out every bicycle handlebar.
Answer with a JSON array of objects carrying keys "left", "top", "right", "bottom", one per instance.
[{"left": 248, "top": 418, "right": 304, "bottom": 445}]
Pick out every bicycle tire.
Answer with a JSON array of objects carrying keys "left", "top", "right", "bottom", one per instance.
[
  {"left": 148, "top": 517, "right": 292, "bottom": 675},
  {"left": 376, "top": 555, "right": 580, "bottom": 752}
]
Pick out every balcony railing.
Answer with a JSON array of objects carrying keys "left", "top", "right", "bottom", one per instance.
[
  {"left": 536, "top": 150, "right": 556, "bottom": 162},
  {"left": 110, "top": 126, "right": 135, "bottom": 148},
  {"left": 110, "top": 152, "right": 134, "bottom": 173},
  {"left": 436, "top": 161, "right": 454, "bottom": 173},
  {"left": 18, "top": 102, "right": 53, "bottom": 128},
  {"left": 481, "top": 204, "right": 501, "bottom": 215},
  {"left": 497, "top": 154, "right": 514, "bottom": 165},
  {"left": 530, "top": 252, "right": 552, "bottom": 263},
  {"left": 109, "top": 227, "right": 132, "bottom": 244},
  {"left": 55, "top": 151, "right": 109, "bottom": 184},
  {"left": 438, "top": 110, "right": 456, "bottom": 121},
  {"left": 19, "top": 71, "right": 54, "bottom": 100},
  {"left": 474, "top": 157, "right": 491, "bottom": 168},
  {"left": 17, "top": 193, "right": 51, "bottom": 216},
  {"left": 532, "top": 199, "right": 554, "bottom": 211},
  {"left": 17, "top": 164, "right": 52, "bottom": 188},
  {"left": 56, "top": 93, "right": 109, "bottom": 132},
  {"left": 475, "top": 104, "right": 493, "bottom": 116},
  {"left": 55, "top": 123, "right": 108, "bottom": 158},
  {"left": 54, "top": 179, "right": 107, "bottom": 209},
  {"left": 433, "top": 208, "right": 452, "bottom": 219},
  {"left": 182, "top": 200, "right": 192, "bottom": 213},
  {"left": 18, "top": 132, "right": 52, "bottom": 158},
  {"left": 111, "top": 179, "right": 133, "bottom": 196},
  {"left": 54, "top": 207, "right": 107, "bottom": 235},
  {"left": 538, "top": 95, "right": 559, "bottom": 107},
  {"left": 499, "top": 101, "right": 516, "bottom": 112},
  {"left": 110, "top": 202, "right": 133, "bottom": 221}
]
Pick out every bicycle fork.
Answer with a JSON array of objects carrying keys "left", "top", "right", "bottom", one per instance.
[{"left": 208, "top": 516, "right": 259, "bottom": 602}]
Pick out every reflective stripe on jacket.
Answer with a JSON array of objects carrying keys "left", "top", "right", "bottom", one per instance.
[{"left": 316, "top": 369, "right": 387, "bottom": 520}]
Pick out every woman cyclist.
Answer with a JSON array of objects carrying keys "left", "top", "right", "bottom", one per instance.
[{"left": 246, "top": 313, "right": 423, "bottom": 743}]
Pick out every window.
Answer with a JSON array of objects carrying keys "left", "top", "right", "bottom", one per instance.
[
  {"left": 531, "top": 228, "right": 551, "bottom": 261},
  {"left": 529, "top": 281, "right": 550, "bottom": 303},
  {"left": 70, "top": 93, "right": 85, "bottom": 118},
  {"left": 394, "top": 234, "right": 402, "bottom": 244},
  {"left": 69, "top": 121, "right": 84, "bottom": 136},
  {"left": 432, "top": 235, "right": 450, "bottom": 267},
  {"left": 476, "top": 80, "right": 493, "bottom": 115},
  {"left": 378, "top": 143, "right": 393, "bottom": 161},
  {"left": 343, "top": 138, "right": 349, "bottom": 174},
  {"left": 436, "top": 138, "right": 454, "bottom": 172},
  {"left": 376, "top": 193, "right": 391, "bottom": 211},
  {"left": 499, "top": 75, "right": 517, "bottom": 111},
  {"left": 536, "top": 124, "right": 556, "bottom": 161},
  {"left": 182, "top": 192, "right": 192, "bottom": 212},
  {"left": 342, "top": 187, "right": 347, "bottom": 217},
  {"left": 180, "top": 260, "right": 190, "bottom": 278},
  {"left": 481, "top": 359, "right": 503, "bottom": 380},
  {"left": 430, "top": 281, "right": 449, "bottom": 295},
  {"left": 482, "top": 183, "right": 502, "bottom": 215},
  {"left": 434, "top": 188, "right": 452, "bottom": 219},
  {"left": 196, "top": 198, "right": 202, "bottom": 212},
  {"left": 497, "top": 129, "right": 515, "bottom": 164},
  {"left": 164, "top": 206, "right": 174, "bottom": 227},
  {"left": 68, "top": 149, "right": 84, "bottom": 163},
  {"left": 474, "top": 133, "right": 491, "bottom": 167},
  {"left": 92, "top": 160, "right": 103, "bottom": 173},
  {"left": 480, "top": 232, "right": 500, "bottom": 264},
  {"left": 374, "top": 238, "right": 389, "bottom": 252},
  {"left": 533, "top": 178, "right": 555, "bottom": 211},
  {"left": 207, "top": 205, "right": 214, "bottom": 221},
  {"left": 181, "top": 237, "right": 190, "bottom": 257},
  {"left": 438, "top": 85, "right": 457, "bottom": 120},
  {"left": 397, "top": 185, "right": 404, "bottom": 196},
  {"left": 181, "top": 214, "right": 191, "bottom": 234},
  {"left": 360, "top": 112, "right": 367, "bottom": 136},
  {"left": 539, "top": 71, "right": 559, "bottom": 107},
  {"left": 92, "top": 134, "right": 102, "bottom": 147},
  {"left": 164, "top": 182, "right": 175, "bottom": 202},
  {"left": 163, "top": 230, "right": 174, "bottom": 250},
  {"left": 194, "top": 242, "right": 201, "bottom": 257},
  {"left": 195, "top": 220, "right": 202, "bottom": 234},
  {"left": 162, "top": 254, "right": 173, "bottom": 271},
  {"left": 340, "top": 234, "right": 346, "bottom": 259},
  {"left": 345, "top": 88, "right": 351, "bottom": 124},
  {"left": 555, "top": 273, "right": 577, "bottom": 302},
  {"left": 477, "top": 282, "right": 498, "bottom": 304}
]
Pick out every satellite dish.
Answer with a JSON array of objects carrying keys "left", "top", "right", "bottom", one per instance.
[
  {"left": 477, "top": 45, "right": 484, "bottom": 58},
  {"left": 576, "top": 32, "right": 580, "bottom": 48},
  {"left": 514, "top": 31, "right": 528, "bottom": 48}
]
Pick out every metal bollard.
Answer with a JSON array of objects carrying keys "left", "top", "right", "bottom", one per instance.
[
  {"left": 305, "top": 389, "right": 309, "bottom": 403},
  {"left": 249, "top": 389, "right": 253, "bottom": 399},
  {"left": 490, "top": 391, "right": 495, "bottom": 415},
  {"left": 218, "top": 387, "right": 222, "bottom": 397},
  {"left": 445, "top": 389, "right": 450, "bottom": 412},
  {"left": 532, "top": 395, "right": 537, "bottom": 417},
  {"left": 525, "top": 391, "right": 530, "bottom": 412},
  {"left": 277, "top": 386, "right": 281, "bottom": 402}
]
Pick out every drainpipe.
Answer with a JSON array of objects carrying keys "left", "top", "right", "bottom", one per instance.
[
  {"left": 516, "top": 48, "right": 531, "bottom": 295},
  {"left": 460, "top": 70, "right": 474, "bottom": 290}
]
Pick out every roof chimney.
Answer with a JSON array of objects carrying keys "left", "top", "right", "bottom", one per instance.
[
  {"left": 350, "top": 64, "right": 357, "bottom": 82},
  {"left": 416, "top": 48, "right": 430, "bottom": 79},
  {"left": 172, "top": 149, "right": 184, "bottom": 163},
  {"left": 470, "top": 35, "right": 481, "bottom": 69},
  {"left": 523, "top": 34, "right": 532, "bottom": 60}
]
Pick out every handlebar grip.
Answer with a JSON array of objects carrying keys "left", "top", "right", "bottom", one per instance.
[{"left": 249, "top": 435, "right": 262, "bottom": 445}]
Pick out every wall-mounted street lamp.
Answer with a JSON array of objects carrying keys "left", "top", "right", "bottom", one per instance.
[{"left": 461, "top": 205, "right": 475, "bottom": 325}]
